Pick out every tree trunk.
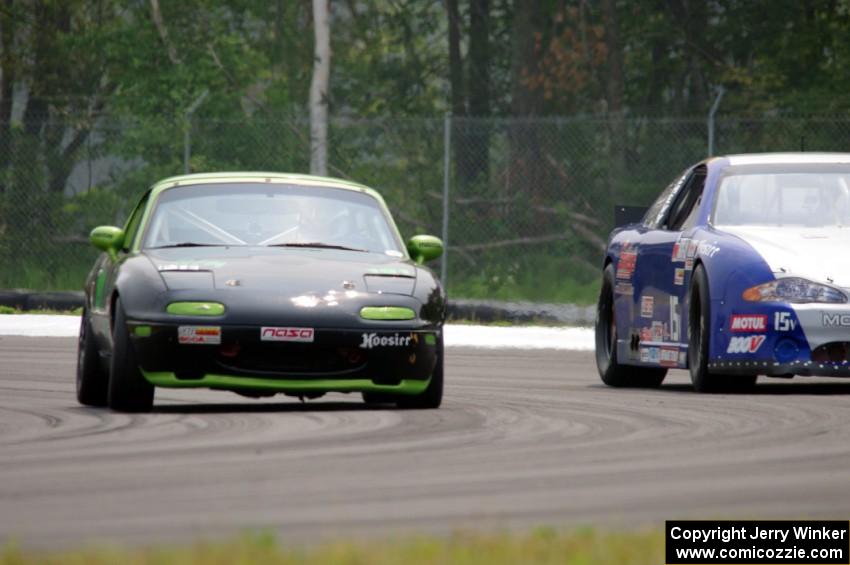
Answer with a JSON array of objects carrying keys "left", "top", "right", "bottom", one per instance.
[
  {"left": 508, "top": 0, "right": 545, "bottom": 207},
  {"left": 601, "top": 0, "right": 626, "bottom": 201},
  {"left": 309, "top": 0, "right": 331, "bottom": 176},
  {"left": 466, "top": 0, "right": 491, "bottom": 188}
]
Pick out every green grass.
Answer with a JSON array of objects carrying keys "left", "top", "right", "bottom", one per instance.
[
  {"left": 0, "top": 306, "right": 82, "bottom": 316},
  {"left": 1, "top": 528, "right": 664, "bottom": 565}
]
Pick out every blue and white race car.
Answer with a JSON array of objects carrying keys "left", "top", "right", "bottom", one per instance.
[{"left": 596, "top": 153, "right": 850, "bottom": 392}]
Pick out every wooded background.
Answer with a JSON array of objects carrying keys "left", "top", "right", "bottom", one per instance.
[{"left": 1, "top": 0, "right": 849, "bottom": 302}]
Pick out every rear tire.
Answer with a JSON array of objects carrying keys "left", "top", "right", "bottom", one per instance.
[
  {"left": 596, "top": 263, "right": 666, "bottom": 388},
  {"left": 107, "top": 297, "right": 154, "bottom": 412},
  {"left": 688, "top": 265, "right": 756, "bottom": 392},
  {"left": 76, "top": 309, "right": 108, "bottom": 407}
]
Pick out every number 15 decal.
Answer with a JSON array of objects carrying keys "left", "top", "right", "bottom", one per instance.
[{"left": 774, "top": 312, "right": 797, "bottom": 332}]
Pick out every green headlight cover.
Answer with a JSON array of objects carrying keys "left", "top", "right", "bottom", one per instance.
[
  {"left": 166, "top": 302, "right": 226, "bottom": 316},
  {"left": 360, "top": 306, "right": 416, "bottom": 320}
]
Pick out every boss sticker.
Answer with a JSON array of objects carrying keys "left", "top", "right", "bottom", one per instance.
[{"left": 726, "top": 335, "right": 766, "bottom": 354}]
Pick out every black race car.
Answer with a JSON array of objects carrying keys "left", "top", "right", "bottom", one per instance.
[{"left": 77, "top": 172, "right": 446, "bottom": 412}]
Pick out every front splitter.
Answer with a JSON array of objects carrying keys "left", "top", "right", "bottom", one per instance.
[{"left": 141, "top": 369, "right": 430, "bottom": 395}]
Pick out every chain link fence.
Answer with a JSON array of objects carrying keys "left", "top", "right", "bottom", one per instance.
[{"left": 2, "top": 115, "right": 849, "bottom": 303}]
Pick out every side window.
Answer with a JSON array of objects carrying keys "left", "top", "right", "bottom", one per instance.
[
  {"left": 122, "top": 191, "right": 151, "bottom": 251},
  {"left": 665, "top": 166, "right": 707, "bottom": 231},
  {"left": 643, "top": 169, "right": 690, "bottom": 229}
]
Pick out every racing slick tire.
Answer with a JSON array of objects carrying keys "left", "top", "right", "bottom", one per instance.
[
  {"left": 596, "top": 263, "right": 666, "bottom": 388},
  {"left": 107, "top": 297, "right": 155, "bottom": 412},
  {"left": 76, "top": 308, "right": 108, "bottom": 407},
  {"left": 363, "top": 336, "right": 444, "bottom": 409},
  {"left": 688, "top": 264, "right": 757, "bottom": 393}
]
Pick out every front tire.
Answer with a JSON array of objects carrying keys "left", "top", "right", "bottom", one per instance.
[
  {"left": 688, "top": 265, "right": 756, "bottom": 392},
  {"left": 596, "top": 263, "right": 666, "bottom": 388},
  {"left": 107, "top": 297, "right": 154, "bottom": 412},
  {"left": 76, "top": 309, "right": 108, "bottom": 407},
  {"left": 363, "top": 336, "right": 444, "bottom": 409}
]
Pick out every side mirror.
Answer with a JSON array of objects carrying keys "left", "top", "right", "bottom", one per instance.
[
  {"left": 90, "top": 226, "right": 125, "bottom": 259},
  {"left": 407, "top": 235, "right": 443, "bottom": 264}
]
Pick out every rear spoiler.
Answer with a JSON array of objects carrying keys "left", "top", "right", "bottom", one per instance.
[{"left": 614, "top": 205, "right": 647, "bottom": 228}]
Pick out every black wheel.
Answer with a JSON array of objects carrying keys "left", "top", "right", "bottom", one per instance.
[
  {"left": 596, "top": 263, "right": 666, "bottom": 388},
  {"left": 397, "top": 336, "right": 444, "bottom": 409},
  {"left": 76, "top": 309, "right": 108, "bottom": 407},
  {"left": 107, "top": 297, "right": 154, "bottom": 412},
  {"left": 688, "top": 265, "right": 756, "bottom": 392}
]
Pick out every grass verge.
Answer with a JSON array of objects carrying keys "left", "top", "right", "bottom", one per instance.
[
  {"left": 1, "top": 528, "right": 664, "bottom": 565},
  {"left": 0, "top": 306, "right": 82, "bottom": 316}
]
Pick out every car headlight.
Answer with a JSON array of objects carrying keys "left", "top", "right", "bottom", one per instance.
[
  {"left": 166, "top": 301, "right": 226, "bottom": 315},
  {"left": 742, "top": 278, "right": 847, "bottom": 304}
]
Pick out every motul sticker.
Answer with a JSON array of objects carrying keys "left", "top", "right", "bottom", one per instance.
[
  {"left": 178, "top": 326, "right": 221, "bottom": 345},
  {"left": 261, "top": 327, "right": 315, "bottom": 342},
  {"left": 726, "top": 335, "right": 766, "bottom": 354},
  {"left": 730, "top": 314, "right": 767, "bottom": 333},
  {"left": 641, "top": 295, "right": 654, "bottom": 318}
]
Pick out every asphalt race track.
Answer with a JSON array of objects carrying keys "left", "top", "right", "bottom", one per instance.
[{"left": 2, "top": 336, "right": 850, "bottom": 548}]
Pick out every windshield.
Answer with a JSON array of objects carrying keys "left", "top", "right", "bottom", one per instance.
[
  {"left": 143, "top": 183, "right": 404, "bottom": 255},
  {"left": 714, "top": 171, "right": 850, "bottom": 228}
]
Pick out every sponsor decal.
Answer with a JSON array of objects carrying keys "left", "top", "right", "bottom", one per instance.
[
  {"left": 678, "top": 351, "right": 687, "bottom": 365},
  {"left": 775, "top": 311, "right": 798, "bottom": 331},
  {"left": 640, "top": 345, "right": 660, "bottom": 363},
  {"left": 616, "top": 243, "right": 638, "bottom": 280},
  {"left": 669, "top": 296, "right": 680, "bottom": 341},
  {"left": 615, "top": 282, "right": 634, "bottom": 296},
  {"left": 822, "top": 312, "right": 850, "bottom": 327},
  {"left": 729, "top": 314, "right": 767, "bottom": 333},
  {"left": 640, "top": 327, "right": 652, "bottom": 342},
  {"left": 640, "top": 295, "right": 654, "bottom": 318},
  {"left": 660, "top": 347, "right": 679, "bottom": 367},
  {"left": 360, "top": 332, "right": 413, "bottom": 349},
  {"left": 651, "top": 321, "right": 664, "bottom": 342},
  {"left": 674, "top": 268, "right": 685, "bottom": 285},
  {"left": 260, "top": 327, "right": 315, "bottom": 342},
  {"left": 686, "top": 239, "right": 699, "bottom": 258},
  {"left": 726, "top": 335, "right": 766, "bottom": 354},
  {"left": 178, "top": 326, "right": 221, "bottom": 345},
  {"left": 684, "top": 258, "right": 694, "bottom": 271},
  {"left": 697, "top": 241, "right": 720, "bottom": 258},
  {"left": 671, "top": 238, "right": 689, "bottom": 262}
]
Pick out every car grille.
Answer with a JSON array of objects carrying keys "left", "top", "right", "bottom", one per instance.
[
  {"left": 811, "top": 342, "right": 850, "bottom": 364},
  {"left": 214, "top": 343, "right": 368, "bottom": 377}
]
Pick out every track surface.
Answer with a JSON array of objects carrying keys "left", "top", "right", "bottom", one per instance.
[{"left": 2, "top": 336, "right": 850, "bottom": 548}]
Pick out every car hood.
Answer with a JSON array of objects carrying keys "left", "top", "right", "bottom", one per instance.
[
  {"left": 720, "top": 225, "right": 850, "bottom": 288},
  {"left": 144, "top": 246, "right": 418, "bottom": 296}
]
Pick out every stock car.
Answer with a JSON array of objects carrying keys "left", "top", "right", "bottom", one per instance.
[
  {"left": 77, "top": 172, "right": 446, "bottom": 412},
  {"left": 596, "top": 152, "right": 850, "bottom": 392}
]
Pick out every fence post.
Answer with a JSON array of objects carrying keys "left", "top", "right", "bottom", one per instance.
[
  {"left": 707, "top": 86, "right": 725, "bottom": 157},
  {"left": 441, "top": 113, "right": 451, "bottom": 287},
  {"left": 183, "top": 89, "right": 209, "bottom": 174}
]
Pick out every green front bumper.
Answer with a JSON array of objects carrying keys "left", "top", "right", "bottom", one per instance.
[{"left": 141, "top": 370, "right": 430, "bottom": 395}]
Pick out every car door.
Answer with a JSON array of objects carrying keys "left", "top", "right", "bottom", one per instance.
[{"left": 631, "top": 165, "right": 706, "bottom": 365}]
